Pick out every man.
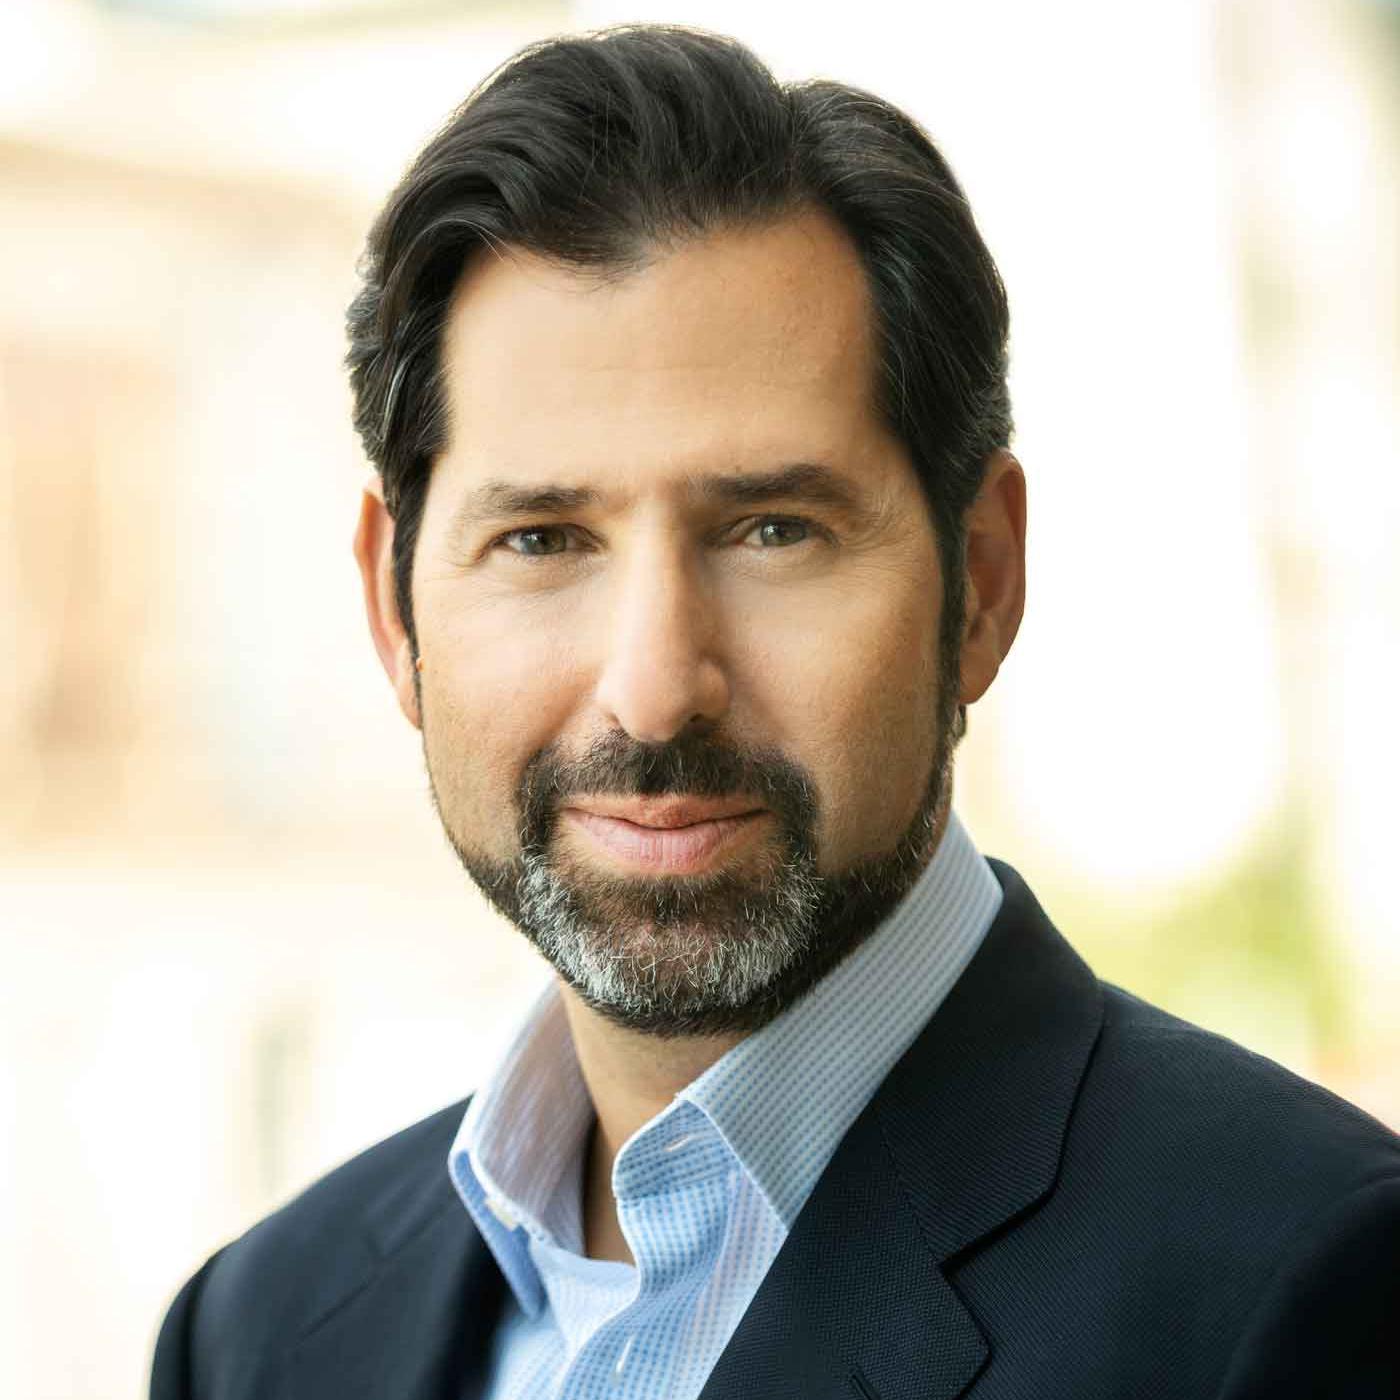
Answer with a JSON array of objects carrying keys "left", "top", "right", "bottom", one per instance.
[{"left": 152, "top": 25, "right": 1399, "bottom": 1400}]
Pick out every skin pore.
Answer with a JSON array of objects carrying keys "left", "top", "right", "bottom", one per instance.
[{"left": 354, "top": 209, "right": 1026, "bottom": 1264}]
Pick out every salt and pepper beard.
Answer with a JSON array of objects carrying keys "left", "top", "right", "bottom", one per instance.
[{"left": 420, "top": 594, "right": 963, "bottom": 1038}]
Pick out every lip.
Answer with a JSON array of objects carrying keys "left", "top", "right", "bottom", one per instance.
[
  {"left": 560, "top": 801, "right": 768, "bottom": 874},
  {"left": 563, "top": 796, "right": 764, "bottom": 830}
]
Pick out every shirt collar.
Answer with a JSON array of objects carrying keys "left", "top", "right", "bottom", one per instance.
[
  {"left": 680, "top": 809, "right": 1001, "bottom": 1227},
  {"left": 448, "top": 984, "right": 590, "bottom": 1317},
  {"left": 447, "top": 810, "right": 1001, "bottom": 1311}
]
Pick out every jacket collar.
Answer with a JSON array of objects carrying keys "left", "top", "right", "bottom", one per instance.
[
  {"left": 282, "top": 1162, "right": 506, "bottom": 1400},
  {"left": 282, "top": 859, "right": 1101, "bottom": 1400},
  {"left": 696, "top": 859, "right": 1104, "bottom": 1400}
]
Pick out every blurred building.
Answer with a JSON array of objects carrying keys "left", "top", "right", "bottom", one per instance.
[{"left": 1, "top": 2, "right": 1396, "bottom": 1397}]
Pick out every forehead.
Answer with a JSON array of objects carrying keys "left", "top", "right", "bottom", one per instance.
[{"left": 433, "top": 210, "right": 894, "bottom": 494}]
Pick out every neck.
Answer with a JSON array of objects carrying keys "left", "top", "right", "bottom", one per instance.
[
  {"left": 559, "top": 986, "right": 742, "bottom": 1159},
  {"left": 558, "top": 986, "right": 742, "bottom": 1263}
]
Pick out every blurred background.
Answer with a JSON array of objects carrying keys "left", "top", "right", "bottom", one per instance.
[{"left": 1, "top": 0, "right": 1397, "bottom": 1395}]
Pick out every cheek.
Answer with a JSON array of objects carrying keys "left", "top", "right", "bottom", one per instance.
[
  {"left": 736, "top": 575, "right": 943, "bottom": 864},
  {"left": 822, "top": 656, "right": 940, "bottom": 857},
  {"left": 417, "top": 601, "right": 586, "bottom": 849}
]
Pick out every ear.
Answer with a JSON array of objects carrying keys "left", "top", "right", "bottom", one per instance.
[
  {"left": 958, "top": 449, "right": 1027, "bottom": 707},
  {"left": 352, "top": 476, "right": 422, "bottom": 729}
]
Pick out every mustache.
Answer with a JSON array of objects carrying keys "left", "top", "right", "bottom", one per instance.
[{"left": 516, "top": 729, "right": 818, "bottom": 847}]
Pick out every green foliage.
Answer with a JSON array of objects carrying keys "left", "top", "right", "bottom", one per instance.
[{"left": 1053, "top": 816, "right": 1349, "bottom": 1072}]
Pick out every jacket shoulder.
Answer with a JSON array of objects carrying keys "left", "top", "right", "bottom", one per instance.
[
  {"left": 946, "top": 967, "right": 1400, "bottom": 1396},
  {"left": 153, "top": 1098, "right": 471, "bottom": 1397},
  {"left": 1084, "top": 984, "right": 1399, "bottom": 1217}
]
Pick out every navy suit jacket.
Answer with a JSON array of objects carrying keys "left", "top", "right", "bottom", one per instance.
[{"left": 151, "top": 861, "right": 1400, "bottom": 1399}]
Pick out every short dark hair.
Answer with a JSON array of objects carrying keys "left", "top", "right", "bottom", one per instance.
[{"left": 346, "top": 24, "right": 1011, "bottom": 687}]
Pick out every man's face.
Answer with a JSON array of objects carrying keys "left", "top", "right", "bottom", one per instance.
[{"left": 402, "top": 211, "right": 959, "bottom": 1034}]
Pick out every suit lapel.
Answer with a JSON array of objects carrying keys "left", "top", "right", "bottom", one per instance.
[
  {"left": 283, "top": 1127, "right": 508, "bottom": 1400},
  {"left": 700, "top": 860, "right": 1104, "bottom": 1400},
  {"left": 697, "top": 1097, "right": 989, "bottom": 1400},
  {"left": 286, "top": 1203, "right": 505, "bottom": 1400}
]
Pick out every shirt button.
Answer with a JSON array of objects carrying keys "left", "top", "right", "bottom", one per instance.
[
  {"left": 613, "top": 1333, "right": 635, "bottom": 1381},
  {"left": 484, "top": 1195, "right": 519, "bottom": 1230}
]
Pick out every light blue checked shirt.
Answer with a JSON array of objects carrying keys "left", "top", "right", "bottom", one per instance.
[{"left": 447, "top": 811, "right": 1002, "bottom": 1400}]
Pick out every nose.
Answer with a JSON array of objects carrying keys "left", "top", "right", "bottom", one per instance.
[{"left": 591, "top": 534, "right": 731, "bottom": 743}]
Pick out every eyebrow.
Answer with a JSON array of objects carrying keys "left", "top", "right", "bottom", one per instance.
[{"left": 449, "top": 462, "right": 871, "bottom": 537}]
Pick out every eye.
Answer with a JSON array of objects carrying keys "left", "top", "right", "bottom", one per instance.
[
  {"left": 493, "top": 525, "right": 575, "bottom": 558},
  {"left": 743, "top": 516, "right": 816, "bottom": 548}
]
